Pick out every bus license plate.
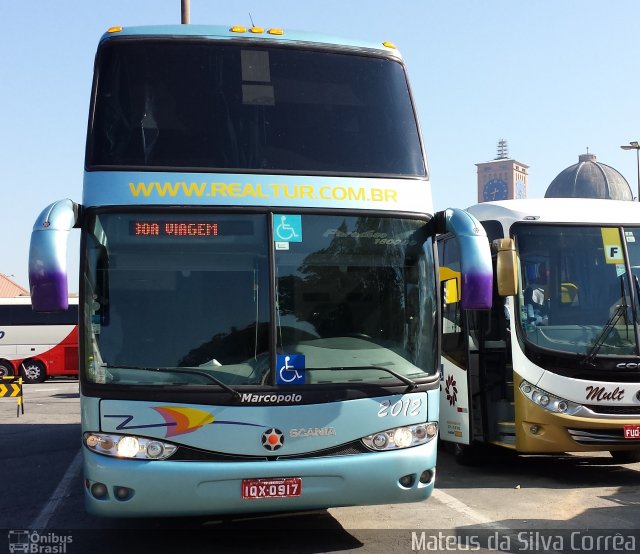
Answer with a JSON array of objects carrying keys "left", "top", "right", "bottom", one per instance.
[
  {"left": 624, "top": 424, "right": 640, "bottom": 439},
  {"left": 242, "top": 477, "right": 302, "bottom": 499}
]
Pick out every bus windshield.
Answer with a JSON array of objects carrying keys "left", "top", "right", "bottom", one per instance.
[
  {"left": 84, "top": 212, "right": 437, "bottom": 387},
  {"left": 87, "top": 39, "right": 425, "bottom": 177},
  {"left": 515, "top": 224, "right": 640, "bottom": 357}
]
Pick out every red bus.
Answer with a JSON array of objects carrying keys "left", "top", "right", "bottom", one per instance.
[{"left": 0, "top": 296, "right": 78, "bottom": 383}]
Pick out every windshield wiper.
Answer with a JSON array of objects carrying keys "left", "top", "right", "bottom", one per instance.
[
  {"left": 580, "top": 304, "right": 626, "bottom": 367},
  {"left": 106, "top": 364, "right": 241, "bottom": 400},
  {"left": 106, "top": 363, "right": 418, "bottom": 395},
  {"left": 304, "top": 365, "right": 418, "bottom": 390}
]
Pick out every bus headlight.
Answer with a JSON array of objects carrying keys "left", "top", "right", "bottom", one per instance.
[
  {"left": 362, "top": 422, "right": 438, "bottom": 451},
  {"left": 519, "top": 380, "right": 582, "bottom": 415},
  {"left": 83, "top": 432, "right": 177, "bottom": 460}
]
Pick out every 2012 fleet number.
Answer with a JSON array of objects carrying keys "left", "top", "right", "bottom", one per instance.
[{"left": 377, "top": 398, "right": 422, "bottom": 418}]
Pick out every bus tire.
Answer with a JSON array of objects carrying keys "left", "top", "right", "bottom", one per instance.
[
  {"left": 20, "top": 360, "right": 47, "bottom": 383},
  {"left": 453, "top": 443, "right": 483, "bottom": 466},
  {"left": 0, "top": 360, "right": 14, "bottom": 377},
  {"left": 610, "top": 450, "right": 640, "bottom": 464}
]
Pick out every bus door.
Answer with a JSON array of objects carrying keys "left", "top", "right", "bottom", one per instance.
[
  {"left": 467, "top": 297, "right": 514, "bottom": 448},
  {"left": 469, "top": 235, "right": 518, "bottom": 452},
  {"left": 438, "top": 236, "right": 480, "bottom": 446},
  {"left": 439, "top": 236, "right": 516, "bottom": 452}
]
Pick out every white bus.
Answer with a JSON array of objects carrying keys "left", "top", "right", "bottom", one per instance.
[
  {"left": 0, "top": 297, "right": 78, "bottom": 383},
  {"left": 439, "top": 198, "right": 640, "bottom": 464}
]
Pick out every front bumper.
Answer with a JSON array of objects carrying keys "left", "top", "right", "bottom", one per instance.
[{"left": 83, "top": 441, "right": 436, "bottom": 517}]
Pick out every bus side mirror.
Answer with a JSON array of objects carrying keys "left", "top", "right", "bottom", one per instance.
[
  {"left": 434, "top": 208, "right": 493, "bottom": 309},
  {"left": 493, "top": 238, "right": 517, "bottom": 297},
  {"left": 29, "top": 199, "right": 79, "bottom": 312}
]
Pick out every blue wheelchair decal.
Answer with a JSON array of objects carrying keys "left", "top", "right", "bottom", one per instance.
[
  {"left": 276, "top": 354, "right": 305, "bottom": 385},
  {"left": 273, "top": 214, "right": 302, "bottom": 243}
]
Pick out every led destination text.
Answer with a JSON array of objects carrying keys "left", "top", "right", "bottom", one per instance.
[
  {"left": 131, "top": 221, "right": 218, "bottom": 237},
  {"left": 129, "top": 220, "right": 254, "bottom": 238}
]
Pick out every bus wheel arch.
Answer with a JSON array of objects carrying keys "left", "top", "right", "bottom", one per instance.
[
  {"left": 0, "top": 360, "right": 15, "bottom": 377},
  {"left": 20, "top": 359, "right": 47, "bottom": 383}
]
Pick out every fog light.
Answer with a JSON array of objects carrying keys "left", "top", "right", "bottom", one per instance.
[
  {"left": 91, "top": 482, "right": 108, "bottom": 499},
  {"left": 399, "top": 474, "right": 415, "bottom": 488},
  {"left": 114, "top": 486, "right": 132, "bottom": 501},
  {"left": 530, "top": 424, "right": 540, "bottom": 435},
  {"left": 419, "top": 470, "right": 434, "bottom": 484}
]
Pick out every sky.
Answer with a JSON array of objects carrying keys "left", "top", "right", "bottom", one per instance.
[{"left": 1, "top": 0, "right": 639, "bottom": 290}]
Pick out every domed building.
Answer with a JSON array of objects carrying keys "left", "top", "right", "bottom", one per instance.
[{"left": 545, "top": 153, "right": 633, "bottom": 200}]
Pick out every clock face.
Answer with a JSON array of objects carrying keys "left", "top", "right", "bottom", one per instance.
[
  {"left": 483, "top": 178, "right": 508, "bottom": 201},
  {"left": 516, "top": 180, "right": 526, "bottom": 199}
]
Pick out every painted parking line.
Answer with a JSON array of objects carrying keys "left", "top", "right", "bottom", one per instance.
[
  {"left": 431, "top": 489, "right": 564, "bottom": 554},
  {"left": 432, "top": 489, "right": 510, "bottom": 530},
  {"left": 30, "top": 450, "right": 83, "bottom": 529}
]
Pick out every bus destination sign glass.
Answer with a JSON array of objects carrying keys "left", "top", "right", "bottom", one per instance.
[{"left": 129, "top": 220, "right": 253, "bottom": 238}]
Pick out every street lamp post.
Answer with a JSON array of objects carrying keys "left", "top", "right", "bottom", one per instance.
[
  {"left": 620, "top": 141, "right": 640, "bottom": 201},
  {"left": 181, "top": 0, "right": 190, "bottom": 24}
]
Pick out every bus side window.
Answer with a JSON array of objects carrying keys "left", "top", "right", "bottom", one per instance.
[{"left": 438, "top": 238, "right": 467, "bottom": 368}]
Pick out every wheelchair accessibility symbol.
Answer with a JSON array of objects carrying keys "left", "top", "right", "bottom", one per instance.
[
  {"left": 273, "top": 214, "right": 302, "bottom": 242},
  {"left": 276, "top": 354, "right": 305, "bottom": 385}
]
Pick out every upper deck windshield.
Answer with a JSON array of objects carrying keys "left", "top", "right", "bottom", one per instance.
[
  {"left": 87, "top": 38, "right": 425, "bottom": 177},
  {"left": 83, "top": 212, "right": 437, "bottom": 388},
  {"left": 515, "top": 224, "right": 640, "bottom": 358}
]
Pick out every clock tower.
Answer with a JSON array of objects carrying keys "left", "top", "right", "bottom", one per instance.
[{"left": 476, "top": 140, "right": 529, "bottom": 203}]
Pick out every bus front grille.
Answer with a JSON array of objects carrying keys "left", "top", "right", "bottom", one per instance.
[
  {"left": 567, "top": 428, "right": 629, "bottom": 445},
  {"left": 585, "top": 405, "right": 640, "bottom": 416},
  {"left": 169, "top": 441, "right": 370, "bottom": 462}
]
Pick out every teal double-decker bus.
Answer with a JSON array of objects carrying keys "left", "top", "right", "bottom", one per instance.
[{"left": 29, "top": 23, "right": 492, "bottom": 517}]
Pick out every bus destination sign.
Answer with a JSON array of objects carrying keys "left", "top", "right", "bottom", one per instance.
[{"left": 129, "top": 220, "right": 253, "bottom": 238}]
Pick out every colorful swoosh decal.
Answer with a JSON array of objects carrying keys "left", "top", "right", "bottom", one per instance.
[
  {"left": 154, "top": 406, "right": 215, "bottom": 437},
  {"left": 104, "top": 406, "right": 263, "bottom": 437}
]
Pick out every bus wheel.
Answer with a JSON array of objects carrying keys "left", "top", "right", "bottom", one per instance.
[
  {"left": 610, "top": 450, "right": 640, "bottom": 464},
  {"left": 0, "top": 360, "right": 14, "bottom": 377},
  {"left": 20, "top": 360, "right": 47, "bottom": 383},
  {"left": 454, "top": 443, "right": 483, "bottom": 466}
]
